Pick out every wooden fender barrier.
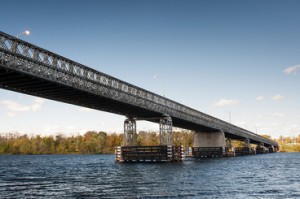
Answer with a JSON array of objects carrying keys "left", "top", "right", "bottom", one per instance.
[{"left": 115, "top": 145, "right": 184, "bottom": 162}]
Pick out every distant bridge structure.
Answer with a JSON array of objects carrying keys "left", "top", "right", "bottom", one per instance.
[{"left": 0, "top": 31, "right": 278, "bottom": 161}]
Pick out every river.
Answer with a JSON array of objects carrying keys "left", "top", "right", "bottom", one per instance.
[{"left": 0, "top": 153, "right": 299, "bottom": 198}]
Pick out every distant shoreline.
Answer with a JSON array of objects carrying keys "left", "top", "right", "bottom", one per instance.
[{"left": 1, "top": 132, "right": 299, "bottom": 154}]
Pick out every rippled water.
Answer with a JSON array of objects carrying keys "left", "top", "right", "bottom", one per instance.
[{"left": 0, "top": 153, "right": 299, "bottom": 198}]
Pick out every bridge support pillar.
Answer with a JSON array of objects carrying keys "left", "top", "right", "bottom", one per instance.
[
  {"left": 193, "top": 131, "right": 226, "bottom": 147},
  {"left": 159, "top": 116, "right": 172, "bottom": 146},
  {"left": 257, "top": 142, "right": 264, "bottom": 147},
  {"left": 244, "top": 138, "right": 250, "bottom": 147},
  {"left": 192, "top": 131, "right": 226, "bottom": 158},
  {"left": 225, "top": 138, "right": 235, "bottom": 157},
  {"left": 256, "top": 142, "right": 269, "bottom": 154},
  {"left": 234, "top": 138, "right": 256, "bottom": 156},
  {"left": 226, "top": 138, "right": 232, "bottom": 148},
  {"left": 116, "top": 116, "right": 182, "bottom": 162},
  {"left": 123, "top": 118, "right": 137, "bottom": 146},
  {"left": 268, "top": 146, "right": 275, "bottom": 153}
]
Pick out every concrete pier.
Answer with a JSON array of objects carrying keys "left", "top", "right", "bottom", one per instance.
[
  {"left": 192, "top": 131, "right": 228, "bottom": 158},
  {"left": 193, "top": 131, "right": 226, "bottom": 148},
  {"left": 256, "top": 143, "right": 269, "bottom": 154}
]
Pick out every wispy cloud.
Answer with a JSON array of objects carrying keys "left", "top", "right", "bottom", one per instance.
[
  {"left": 271, "top": 94, "right": 285, "bottom": 101},
  {"left": 213, "top": 99, "right": 239, "bottom": 107},
  {"left": 256, "top": 96, "right": 264, "bottom": 101},
  {"left": 283, "top": 64, "right": 300, "bottom": 75},
  {"left": 0, "top": 97, "right": 45, "bottom": 112},
  {"left": 258, "top": 112, "right": 286, "bottom": 118}
]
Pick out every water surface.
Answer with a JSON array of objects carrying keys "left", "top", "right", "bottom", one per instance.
[{"left": 0, "top": 153, "right": 299, "bottom": 198}]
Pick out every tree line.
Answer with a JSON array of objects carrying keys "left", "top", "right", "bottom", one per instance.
[
  {"left": 0, "top": 131, "right": 193, "bottom": 155},
  {"left": 275, "top": 135, "right": 300, "bottom": 152},
  {"left": 232, "top": 135, "right": 300, "bottom": 152},
  {"left": 0, "top": 131, "right": 299, "bottom": 155}
]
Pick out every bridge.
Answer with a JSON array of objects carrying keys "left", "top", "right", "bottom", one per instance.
[{"left": 0, "top": 31, "right": 278, "bottom": 161}]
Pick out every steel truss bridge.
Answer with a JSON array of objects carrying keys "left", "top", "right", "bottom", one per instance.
[{"left": 0, "top": 31, "right": 278, "bottom": 147}]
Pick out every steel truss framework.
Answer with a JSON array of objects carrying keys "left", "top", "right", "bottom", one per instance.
[
  {"left": 123, "top": 119, "right": 137, "bottom": 146},
  {"left": 159, "top": 117, "right": 172, "bottom": 146},
  {"left": 123, "top": 117, "right": 173, "bottom": 146},
  {"left": 0, "top": 31, "right": 278, "bottom": 147}
]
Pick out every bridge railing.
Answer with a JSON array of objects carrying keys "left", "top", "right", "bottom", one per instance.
[{"left": 0, "top": 31, "right": 278, "bottom": 146}]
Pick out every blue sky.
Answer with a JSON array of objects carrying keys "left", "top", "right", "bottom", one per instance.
[{"left": 1, "top": 0, "right": 300, "bottom": 138}]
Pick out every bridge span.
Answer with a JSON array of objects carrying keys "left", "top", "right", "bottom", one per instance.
[{"left": 0, "top": 31, "right": 278, "bottom": 160}]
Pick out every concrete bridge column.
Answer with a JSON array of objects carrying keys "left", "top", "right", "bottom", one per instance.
[
  {"left": 244, "top": 138, "right": 254, "bottom": 154},
  {"left": 123, "top": 118, "right": 137, "bottom": 146},
  {"left": 244, "top": 138, "right": 250, "bottom": 147},
  {"left": 234, "top": 138, "right": 254, "bottom": 156},
  {"left": 226, "top": 138, "right": 233, "bottom": 148},
  {"left": 256, "top": 142, "right": 269, "bottom": 154},
  {"left": 226, "top": 138, "right": 235, "bottom": 157},
  {"left": 258, "top": 142, "right": 264, "bottom": 147},
  {"left": 159, "top": 117, "right": 172, "bottom": 146},
  {"left": 268, "top": 146, "right": 275, "bottom": 153},
  {"left": 192, "top": 131, "right": 226, "bottom": 158},
  {"left": 193, "top": 131, "right": 226, "bottom": 148}
]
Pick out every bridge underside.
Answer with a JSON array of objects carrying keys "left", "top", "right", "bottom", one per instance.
[
  {"left": 0, "top": 65, "right": 214, "bottom": 131},
  {"left": 0, "top": 65, "right": 161, "bottom": 118},
  {"left": 0, "top": 66, "right": 273, "bottom": 146}
]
